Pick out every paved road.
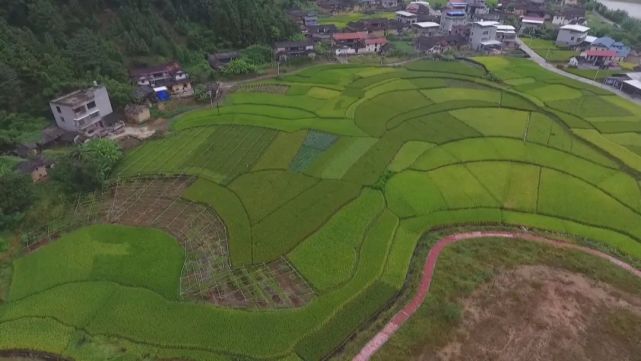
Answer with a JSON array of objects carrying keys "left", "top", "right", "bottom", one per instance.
[
  {"left": 352, "top": 230, "right": 641, "bottom": 361},
  {"left": 516, "top": 38, "right": 641, "bottom": 106}
]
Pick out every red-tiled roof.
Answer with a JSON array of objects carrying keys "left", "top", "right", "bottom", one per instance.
[
  {"left": 365, "top": 37, "right": 388, "bottom": 45},
  {"left": 333, "top": 32, "right": 368, "bottom": 41},
  {"left": 586, "top": 50, "right": 617, "bottom": 57}
]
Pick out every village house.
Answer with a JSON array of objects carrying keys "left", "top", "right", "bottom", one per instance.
[
  {"left": 17, "top": 157, "right": 54, "bottom": 183},
  {"left": 605, "top": 72, "right": 641, "bottom": 97},
  {"left": 552, "top": 6, "right": 586, "bottom": 26},
  {"left": 39, "top": 127, "right": 77, "bottom": 148},
  {"left": 13, "top": 143, "right": 38, "bottom": 159},
  {"left": 451, "top": 24, "right": 472, "bottom": 38},
  {"left": 274, "top": 40, "right": 316, "bottom": 61},
  {"left": 333, "top": 32, "right": 387, "bottom": 55},
  {"left": 347, "top": 18, "right": 394, "bottom": 37},
  {"left": 495, "top": 24, "right": 517, "bottom": 48},
  {"left": 526, "top": 3, "right": 548, "bottom": 19},
  {"left": 49, "top": 85, "right": 114, "bottom": 134},
  {"left": 317, "top": 0, "right": 345, "bottom": 12},
  {"left": 208, "top": 52, "right": 241, "bottom": 71},
  {"left": 124, "top": 104, "right": 151, "bottom": 124},
  {"left": 406, "top": 1, "right": 432, "bottom": 15},
  {"left": 130, "top": 62, "right": 193, "bottom": 98},
  {"left": 519, "top": 16, "right": 545, "bottom": 34},
  {"left": 590, "top": 36, "right": 631, "bottom": 62},
  {"left": 413, "top": 22, "right": 441, "bottom": 37},
  {"left": 333, "top": 32, "right": 369, "bottom": 55},
  {"left": 467, "top": 0, "right": 490, "bottom": 18},
  {"left": 500, "top": 0, "right": 528, "bottom": 17},
  {"left": 381, "top": 0, "right": 400, "bottom": 8},
  {"left": 441, "top": 3, "right": 469, "bottom": 33},
  {"left": 396, "top": 10, "right": 419, "bottom": 25},
  {"left": 364, "top": 37, "right": 389, "bottom": 53},
  {"left": 287, "top": 9, "right": 306, "bottom": 28},
  {"left": 556, "top": 24, "right": 590, "bottom": 47},
  {"left": 306, "top": 24, "right": 338, "bottom": 42},
  {"left": 582, "top": 49, "right": 618, "bottom": 67},
  {"left": 415, "top": 34, "right": 467, "bottom": 54},
  {"left": 360, "top": 0, "right": 378, "bottom": 7},
  {"left": 470, "top": 21, "right": 499, "bottom": 50},
  {"left": 304, "top": 14, "right": 319, "bottom": 27}
]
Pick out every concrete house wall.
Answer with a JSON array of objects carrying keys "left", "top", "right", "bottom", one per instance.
[
  {"left": 470, "top": 22, "right": 497, "bottom": 50},
  {"left": 49, "top": 86, "right": 113, "bottom": 132}
]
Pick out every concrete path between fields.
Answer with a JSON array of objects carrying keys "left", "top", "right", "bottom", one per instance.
[
  {"left": 515, "top": 38, "right": 641, "bottom": 106},
  {"left": 352, "top": 230, "right": 641, "bottom": 361}
]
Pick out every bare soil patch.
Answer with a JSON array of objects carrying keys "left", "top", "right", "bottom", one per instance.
[{"left": 433, "top": 265, "right": 641, "bottom": 361}]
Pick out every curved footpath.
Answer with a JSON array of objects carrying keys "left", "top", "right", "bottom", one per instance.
[{"left": 353, "top": 231, "right": 641, "bottom": 361}]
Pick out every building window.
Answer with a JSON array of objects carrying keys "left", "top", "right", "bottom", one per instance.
[
  {"left": 56, "top": 106, "right": 61, "bottom": 113},
  {"left": 60, "top": 116, "right": 65, "bottom": 122},
  {"left": 87, "top": 101, "right": 96, "bottom": 109}
]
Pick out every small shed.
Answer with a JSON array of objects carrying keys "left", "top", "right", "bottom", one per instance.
[
  {"left": 125, "top": 105, "right": 151, "bottom": 124},
  {"left": 17, "top": 157, "right": 54, "bottom": 183}
]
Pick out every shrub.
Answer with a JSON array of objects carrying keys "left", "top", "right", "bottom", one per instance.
[{"left": 222, "top": 59, "right": 256, "bottom": 76}]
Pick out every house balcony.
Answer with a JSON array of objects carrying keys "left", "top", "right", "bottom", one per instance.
[{"left": 75, "top": 109, "right": 101, "bottom": 124}]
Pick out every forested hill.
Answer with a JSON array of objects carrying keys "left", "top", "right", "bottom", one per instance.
[{"left": 0, "top": 0, "right": 300, "bottom": 139}]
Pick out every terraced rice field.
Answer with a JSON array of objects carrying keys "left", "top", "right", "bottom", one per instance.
[{"left": 3, "top": 58, "right": 641, "bottom": 361}]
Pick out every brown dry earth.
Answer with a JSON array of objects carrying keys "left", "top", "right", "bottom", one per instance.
[{"left": 432, "top": 265, "right": 641, "bottom": 361}]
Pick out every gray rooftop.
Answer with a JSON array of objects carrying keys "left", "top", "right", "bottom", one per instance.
[{"left": 51, "top": 86, "right": 105, "bottom": 107}]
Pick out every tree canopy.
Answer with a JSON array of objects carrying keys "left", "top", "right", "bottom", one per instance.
[
  {"left": 0, "top": 0, "right": 298, "bottom": 127},
  {"left": 0, "top": 172, "right": 34, "bottom": 229},
  {"left": 53, "top": 139, "right": 123, "bottom": 193}
]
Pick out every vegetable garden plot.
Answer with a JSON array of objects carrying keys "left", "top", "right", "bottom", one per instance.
[
  {"left": 289, "top": 131, "right": 338, "bottom": 172},
  {"left": 236, "top": 83, "right": 289, "bottom": 94},
  {"left": 100, "top": 177, "right": 315, "bottom": 309}
]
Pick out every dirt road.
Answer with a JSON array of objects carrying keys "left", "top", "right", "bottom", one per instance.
[{"left": 352, "top": 231, "right": 641, "bottom": 361}]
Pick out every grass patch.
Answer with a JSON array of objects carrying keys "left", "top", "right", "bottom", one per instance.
[{"left": 9, "top": 225, "right": 183, "bottom": 301}]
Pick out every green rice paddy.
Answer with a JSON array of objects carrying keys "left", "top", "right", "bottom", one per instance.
[{"left": 4, "top": 57, "right": 641, "bottom": 360}]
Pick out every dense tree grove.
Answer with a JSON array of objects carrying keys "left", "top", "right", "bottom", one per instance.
[
  {"left": 0, "top": 0, "right": 299, "bottom": 131},
  {"left": 52, "top": 139, "right": 123, "bottom": 193}
]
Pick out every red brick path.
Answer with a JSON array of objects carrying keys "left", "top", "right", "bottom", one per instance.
[{"left": 353, "top": 231, "right": 641, "bottom": 361}]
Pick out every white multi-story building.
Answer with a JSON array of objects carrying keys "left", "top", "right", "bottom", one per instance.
[
  {"left": 470, "top": 21, "right": 499, "bottom": 50},
  {"left": 49, "top": 86, "right": 113, "bottom": 133},
  {"left": 556, "top": 24, "right": 590, "bottom": 47},
  {"left": 396, "top": 10, "right": 419, "bottom": 25},
  {"left": 413, "top": 22, "right": 441, "bottom": 36},
  {"left": 494, "top": 24, "right": 517, "bottom": 47}
]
